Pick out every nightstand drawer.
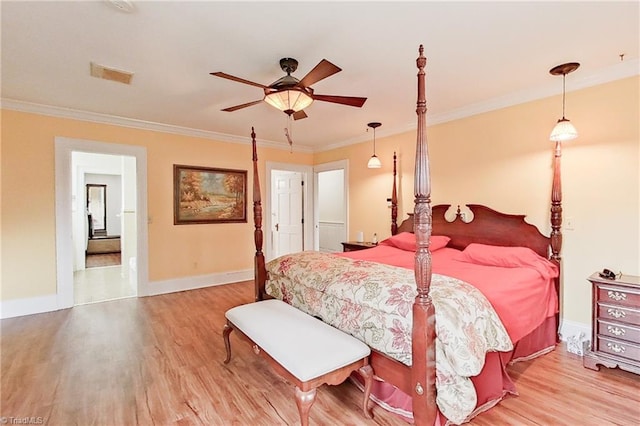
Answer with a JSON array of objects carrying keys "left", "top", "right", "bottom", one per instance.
[
  {"left": 597, "top": 285, "right": 640, "bottom": 308},
  {"left": 597, "top": 336, "right": 640, "bottom": 363},
  {"left": 598, "top": 303, "right": 640, "bottom": 327},
  {"left": 597, "top": 319, "right": 640, "bottom": 344},
  {"left": 585, "top": 273, "right": 640, "bottom": 374}
]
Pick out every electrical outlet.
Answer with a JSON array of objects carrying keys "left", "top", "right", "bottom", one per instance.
[{"left": 565, "top": 217, "right": 574, "bottom": 231}]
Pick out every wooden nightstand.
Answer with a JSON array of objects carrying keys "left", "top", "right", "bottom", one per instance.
[
  {"left": 341, "top": 241, "right": 377, "bottom": 252},
  {"left": 583, "top": 272, "right": 640, "bottom": 375}
]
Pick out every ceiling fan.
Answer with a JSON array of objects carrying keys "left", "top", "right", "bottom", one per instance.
[{"left": 210, "top": 58, "right": 367, "bottom": 120}]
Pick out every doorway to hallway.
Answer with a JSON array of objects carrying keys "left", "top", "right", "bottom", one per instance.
[{"left": 54, "top": 137, "right": 149, "bottom": 310}]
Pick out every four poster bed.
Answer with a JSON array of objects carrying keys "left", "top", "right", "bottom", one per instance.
[{"left": 248, "top": 45, "right": 562, "bottom": 425}]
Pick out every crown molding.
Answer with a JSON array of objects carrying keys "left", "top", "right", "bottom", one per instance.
[
  {"left": 0, "top": 99, "right": 313, "bottom": 154},
  {"left": 317, "top": 58, "right": 639, "bottom": 152},
  {"left": 3, "top": 59, "right": 636, "bottom": 155},
  {"left": 427, "top": 58, "right": 640, "bottom": 127}
]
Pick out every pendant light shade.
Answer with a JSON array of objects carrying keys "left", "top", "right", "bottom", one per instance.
[
  {"left": 549, "top": 62, "right": 580, "bottom": 142},
  {"left": 367, "top": 122, "right": 382, "bottom": 169},
  {"left": 550, "top": 118, "right": 578, "bottom": 142},
  {"left": 367, "top": 154, "right": 382, "bottom": 168}
]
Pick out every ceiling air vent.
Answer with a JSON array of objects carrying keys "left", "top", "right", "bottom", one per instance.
[{"left": 90, "top": 62, "right": 134, "bottom": 85}]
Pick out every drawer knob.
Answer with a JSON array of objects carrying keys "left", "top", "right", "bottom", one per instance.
[
  {"left": 606, "top": 342, "right": 625, "bottom": 354},
  {"left": 607, "top": 308, "right": 626, "bottom": 319},
  {"left": 607, "top": 290, "right": 627, "bottom": 301},
  {"left": 606, "top": 325, "right": 626, "bottom": 336}
]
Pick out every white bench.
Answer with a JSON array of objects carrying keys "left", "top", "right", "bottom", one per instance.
[{"left": 223, "top": 299, "right": 373, "bottom": 426}]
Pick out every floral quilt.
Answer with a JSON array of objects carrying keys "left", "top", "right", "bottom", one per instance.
[{"left": 266, "top": 251, "right": 513, "bottom": 425}]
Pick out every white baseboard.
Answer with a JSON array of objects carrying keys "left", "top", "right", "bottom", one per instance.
[
  {"left": 142, "top": 269, "right": 253, "bottom": 297},
  {"left": 0, "top": 294, "right": 60, "bottom": 319},
  {"left": 559, "top": 318, "right": 591, "bottom": 342},
  {"left": 1, "top": 269, "right": 253, "bottom": 319}
]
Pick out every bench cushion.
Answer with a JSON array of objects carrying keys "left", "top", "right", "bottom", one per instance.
[{"left": 226, "top": 299, "right": 370, "bottom": 382}]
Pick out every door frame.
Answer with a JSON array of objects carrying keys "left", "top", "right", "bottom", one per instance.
[
  {"left": 265, "top": 162, "right": 313, "bottom": 261},
  {"left": 54, "top": 137, "right": 149, "bottom": 309},
  {"left": 313, "top": 160, "right": 349, "bottom": 251}
]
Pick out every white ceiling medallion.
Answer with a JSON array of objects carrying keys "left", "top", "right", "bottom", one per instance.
[{"left": 105, "top": 0, "right": 135, "bottom": 13}]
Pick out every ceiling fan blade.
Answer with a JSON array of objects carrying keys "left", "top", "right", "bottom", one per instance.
[
  {"left": 298, "top": 59, "right": 341, "bottom": 88},
  {"left": 221, "top": 99, "right": 263, "bottom": 112},
  {"left": 312, "top": 94, "right": 367, "bottom": 108},
  {"left": 210, "top": 72, "right": 269, "bottom": 89},
  {"left": 292, "top": 110, "right": 308, "bottom": 120}
]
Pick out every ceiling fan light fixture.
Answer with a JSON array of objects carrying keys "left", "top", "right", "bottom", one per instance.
[{"left": 264, "top": 88, "right": 313, "bottom": 114}]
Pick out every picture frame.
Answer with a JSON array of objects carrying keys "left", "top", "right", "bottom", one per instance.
[{"left": 173, "top": 164, "right": 247, "bottom": 224}]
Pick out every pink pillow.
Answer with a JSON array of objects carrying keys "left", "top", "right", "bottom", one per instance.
[
  {"left": 455, "top": 243, "right": 558, "bottom": 279},
  {"left": 380, "top": 232, "right": 450, "bottom": 252}
]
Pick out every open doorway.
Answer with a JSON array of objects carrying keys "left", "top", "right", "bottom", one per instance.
[
  {"left": 314, "top": 160, "right": 349, "bottom": 252},
  {"left": 72, "top": 152, "right": 135, "bottom": 305},
  {"left": 55, "top": 137, "right": 149, "bottom": 310},
  {"left": 85, "top": 179, "right": 120, "bottom": 269}
]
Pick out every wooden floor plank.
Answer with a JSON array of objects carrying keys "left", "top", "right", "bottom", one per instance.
[{"left": 2, "top": 281, "right": 638, "bottom": 425}]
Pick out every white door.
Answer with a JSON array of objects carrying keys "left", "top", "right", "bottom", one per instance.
[{"left": 272, "top": 170, "right": 304, "bottom": 257}]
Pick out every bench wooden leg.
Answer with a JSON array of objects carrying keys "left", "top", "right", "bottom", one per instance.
[
  {"left": 294, "top": 386, "right": 316, "bottom": 426},
  {"left": 222, "top": 324, "right": 233, "bottom": 364},
  {"left": 358, "top": 364, "right": 374, "bottom": 419}
]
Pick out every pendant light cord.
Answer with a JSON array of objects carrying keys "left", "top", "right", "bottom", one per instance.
[
  {"left": 372, "top": 127, "right": 377, "bottom": 155},
  {"left": 561, "top": 73, "right": 567, "bottom": 120}
]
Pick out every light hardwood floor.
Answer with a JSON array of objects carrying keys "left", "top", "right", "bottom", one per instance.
[{"left": 2, "top": 281, "right": 638, "bottom": 425}]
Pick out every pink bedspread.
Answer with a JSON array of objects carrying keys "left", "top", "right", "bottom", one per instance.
[{"left": 341, "top": 242, "right": 558, "bottom": 343}]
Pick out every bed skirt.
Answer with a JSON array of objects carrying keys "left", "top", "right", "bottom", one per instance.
[{"left": 351, "top": 315, "right": 557, "bottom": 425}]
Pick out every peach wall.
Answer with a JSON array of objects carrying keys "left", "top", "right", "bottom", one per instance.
[
  {"left": 1, "top": 110, "right": 311, "bottom": 300},
  {"left": 2, "top": 76, "right": 637, "bottom": 326},
  {"left": 317, "top": 76, "right": 639, "bottom": 325}
]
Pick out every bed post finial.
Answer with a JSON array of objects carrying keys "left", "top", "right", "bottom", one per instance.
[
  {"left": 391, "top": 151, "right": 398, "bottom": 235},
  {"left": 411, "top": 44, "right": 437, "bottom": 425},
  {"left": 252, "top": 127, "right": 267, "bottom": 301},
  {"left": 550, "top": 141, "right": 563, "bottom": 262}
]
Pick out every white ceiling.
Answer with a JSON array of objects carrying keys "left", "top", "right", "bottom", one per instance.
[{"left": 2, "top": 1, "right": 638, "bottom": 152}]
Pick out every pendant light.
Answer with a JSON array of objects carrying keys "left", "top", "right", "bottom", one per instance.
[
  {"left": 367, "top": 122, "right": 382, "bottom": 168},
  {"left": 549, "top": 62, "right": 580, "bottom": 142}
]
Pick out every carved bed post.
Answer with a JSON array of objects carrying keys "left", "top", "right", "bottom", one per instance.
[
  {"left": 252, "top": 128, "right": 267, "bottom": 301},
  {"left": 391, "top": 151, "right": 398, "bottom": 235},
  {"left": 550, "top": 140, "right": 563, "bottom": 262},
  {"left": 550, "top": 140, "right": 563, "bottom": 340},
  {"left": 411, "top": 45, "right": 437, "bottom": 425}
]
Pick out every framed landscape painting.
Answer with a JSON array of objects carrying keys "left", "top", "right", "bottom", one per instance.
[{"left": 173, "top": 165, "right": 247, "bottom": 224}]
